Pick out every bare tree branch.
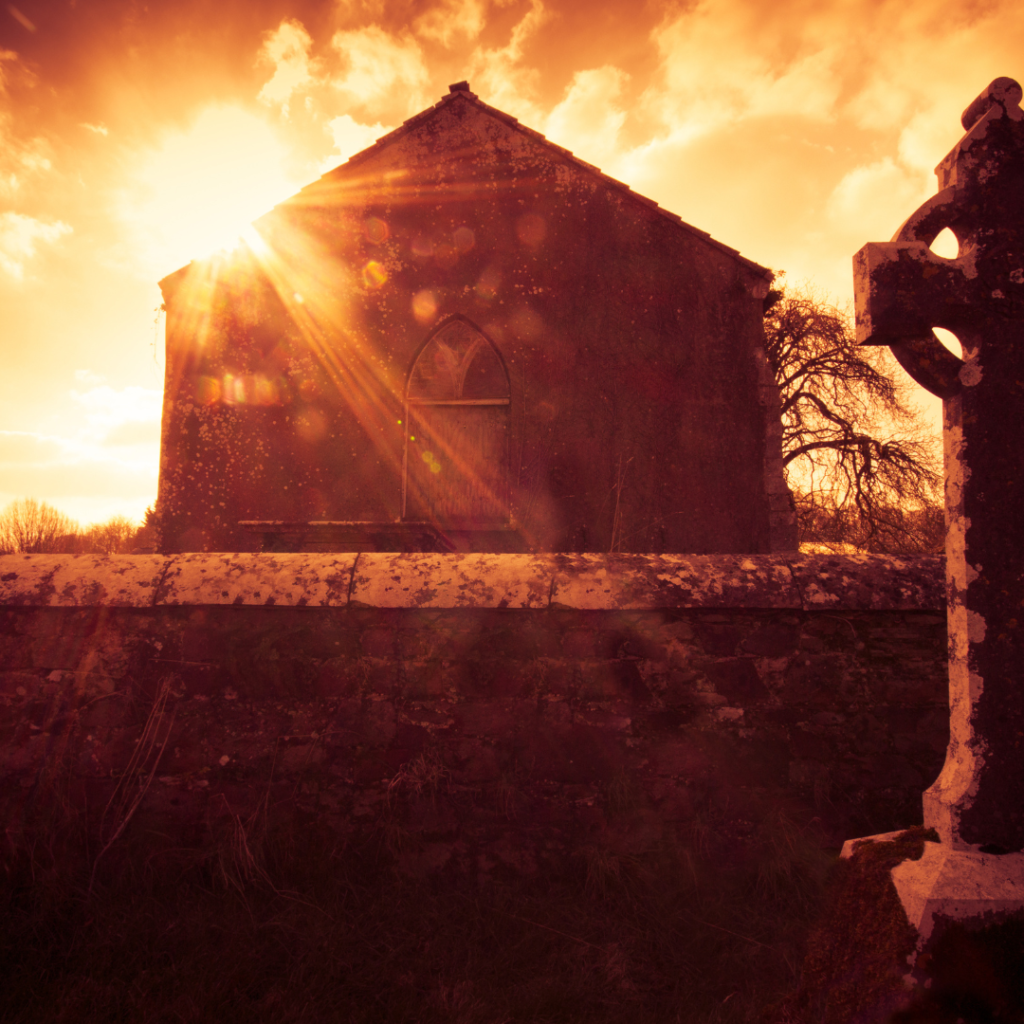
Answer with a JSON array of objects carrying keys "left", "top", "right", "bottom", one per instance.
[
  {"left": 764, "top": 282, "right": 942, "bottom": 554},
  {"left": 0, "top": 498, "right": 79, "bottom": 553}
]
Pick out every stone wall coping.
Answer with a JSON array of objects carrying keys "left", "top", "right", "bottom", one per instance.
[{"left": 0, "top": 552, "right": 944, "bottom": 612}]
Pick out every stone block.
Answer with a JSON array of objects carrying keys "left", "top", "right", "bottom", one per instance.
[
  {"left": 157, "top": 552, "right": 357, "bottom": 607},
  {"left": 452, "top": 701, "right": 518, "bottom": 737},
  {"left": 648, "top": 780, "right": 694, "bottom": 821},
  {"left": 655, "top": 616, "right": 697, "bottom": 642},
  {"left": 356, "top": 700, "right": 398, "bottom": 747},
  {"left": 351, "top": 553, "right": 553, "bottom": 609},
  {"left": 695, "top": 621, "right": 746, "bottom": 657},
  {"left": 790, "top": 728, "right": 833, "bottom": 761},
  {"left": 0, "top": 636, "right": 33, "bottom": 671},
  {"left": 79, "top": 694, "right": 130, "bottom": 732},
  {"left": 289, "top": 623, "right": 361, "bottom": 661},
  {"left": 561, "top": 629, "right": 602, "bottom": 659},
  {"left": 315, "top": 657, "right": 365, "bottom": 698},
  {"left": 575, "top": 707, "right": 631, "bottom": 730},
  {"left": 519, "top": 722, "right": 621, "bottom": 784},
  {"left": 702, "top": 658, "right": 769, "bottom": 703},
  {"left": 397, "top": 661, "right": 447, "bottom": 699},
  {"left": 0, "top": 670, "right": 43, "bottom": 697},
  {"left": 551, "top": 554, "right": 800, "bottom": 610},
  {"left": 395, "top": 626, "right": 448, "bottom": 660},
  {"left": 539, "top": 662, "right": 576, "bottom": 696},
  {"left": 661, "top": 667, "right": 702, "bottom": 703},
  {"left": 360, "top": 627, "right": 397, "bottom": 657},
  {"left": 31, "top": 634, "right": 94, "bottom": 671},
  {"left": 740, "top": 622, "right": 800, "bottom": 657},
  {"left": 353, "top": 659, "right": 397, "bottom": 695},
  {"left": 486, "top": 662, "right": 539, "bottom": 699},
  {"left": 576, "top": 663, "right": 628, "bottom": 701},
  {"left": 280, "top": 742, "right": 327, "bottom": 772},
  {"left": 780, "top": 653, "right": 849, "bottom": 704},
  {"left": 649, "top": 737, "right": 713, "bottom": 777},
  {"left": 452, "top": 739, "right": 500, "bottom": 782},
  {"left": 788, "top": 555, "right": 943, "bottom": 610}
]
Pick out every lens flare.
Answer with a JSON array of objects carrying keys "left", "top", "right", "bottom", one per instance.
[
  {"left": 364, "top": 217, "right": 389, "bottom": 243},
  {"left": 411, "top": 235, "right": 434, "bottom": 257},
  {"left": 197, "top": 376, "right": 221, "bottom": 404},
  {"left": 412, "top": 289, "right": 437, "bottom": 323},
  {"left": 362, "top": 260, "right": 388, "bottom": 289}
]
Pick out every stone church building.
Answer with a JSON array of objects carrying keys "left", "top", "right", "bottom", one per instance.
[{"left": 156, "top": 82, "right": 795, "bottom": 554}]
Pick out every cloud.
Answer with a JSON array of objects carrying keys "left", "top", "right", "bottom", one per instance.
[
  {"left": 414, "top": 0, "right": 485, "bottom": 47},
  {"left": 0, "top": 142, "right": 53, "bottom": 199},
  {"left": 329, "top": 25, "right": 429, "bottom": 112},
  {"left": 542, "top": 66, "right": 629, "bottom": 172},
  {"left": 827, "top": 157, "right": 931, "bottom": 239},
  {"left": 0, "top": 386, "right": 161, "bottom": 523},
  {"left": 0, "top": 52, "right": 56, "bottom": 200},
  {"left": 0, "top": 212, "right": 71, "bottom": 279},
  {"left": 0, "top": 429, "right": 157, "bottom": 509},
  {"left": 643, "top": 0, "right": 843, "bottom": 140},
  {"left": 465, "top": 0, "right": 550, "bottom": 124},
  {"left": 258, "top": 19, "right": 316, "bottom": 116},
  {"left": 70, "top": 384, "right": 162, "bottom": 440},
  {"left": 321, "top": 114, "right": 390, "bottom": 170},
  {"left": 0, "top": 431, "right": 66, "bottom": 465},
  {"left": 73, "top": 369, "right": 106, "bottom": 386}
]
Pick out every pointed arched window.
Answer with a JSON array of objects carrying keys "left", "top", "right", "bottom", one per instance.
[{"left": 404, "top": 317, "right": 511, "bottom": 526}]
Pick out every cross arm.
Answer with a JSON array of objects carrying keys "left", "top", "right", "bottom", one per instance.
[{"left": 853, "top": 241, "right": 976, "bottom": 398}]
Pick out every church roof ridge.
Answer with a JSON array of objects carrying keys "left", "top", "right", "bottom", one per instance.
[{"left": 309, "top": 85, "right": 772, "bottom": 280}]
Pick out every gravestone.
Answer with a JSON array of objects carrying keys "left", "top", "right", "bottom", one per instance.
[{"left": 850, "top": 77, "right": 1024, "bottom": 957}]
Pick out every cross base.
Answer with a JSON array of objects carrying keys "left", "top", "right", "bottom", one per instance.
[{"left": 843, "top": 831, "right": 1024, "bottom": 984}]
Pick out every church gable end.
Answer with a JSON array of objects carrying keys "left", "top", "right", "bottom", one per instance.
[{"left": 156, "top": 85, "right": 791, "bottom": 555}]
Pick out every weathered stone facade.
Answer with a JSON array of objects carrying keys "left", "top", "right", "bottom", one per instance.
[
  {"left": 2, "top": 553, "right": 945, "bottom": 872},
  {"left": 156, "top": 83, "right": 793, "bottom": 554}
]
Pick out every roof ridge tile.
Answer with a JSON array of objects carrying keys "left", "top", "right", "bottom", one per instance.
[{"left": 300, "top": 87, "right": 769, "bottom": 277}]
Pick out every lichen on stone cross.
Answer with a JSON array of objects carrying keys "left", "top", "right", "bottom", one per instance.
[{"left": 854, "top": 77, "right": 1024, "bottom": 853}]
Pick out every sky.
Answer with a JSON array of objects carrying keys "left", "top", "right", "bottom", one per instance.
[{"left": 0, "top": 0, "right": 1020, "bottom": 527}]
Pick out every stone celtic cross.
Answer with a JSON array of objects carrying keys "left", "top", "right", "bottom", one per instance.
[
  {"left": 855, "top": 77, "right": 1024, "bottom": 856},
  {"left": 853, "top": 77, "right": 1024, "bottom": 964}
]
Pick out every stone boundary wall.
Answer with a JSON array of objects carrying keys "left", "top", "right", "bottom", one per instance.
[{"left": 1, "top": 552, "right": 947, "bottom": 877}]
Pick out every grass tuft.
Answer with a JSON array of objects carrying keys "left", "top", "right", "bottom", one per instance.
[{"left": 1, "top": 779, "right": 838, "bottom": 1023}]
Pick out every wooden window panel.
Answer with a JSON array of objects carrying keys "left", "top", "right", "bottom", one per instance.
[{"left": 404, "top": 319, "right": 511, "bottom": 527}]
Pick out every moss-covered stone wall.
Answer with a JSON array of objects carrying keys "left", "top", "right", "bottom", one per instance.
[{"left": 1, "top": 552, "right": 946, "bottom": 873}]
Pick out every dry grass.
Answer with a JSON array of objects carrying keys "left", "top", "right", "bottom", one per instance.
[{"left": 1, "top": 781, "right": 834, "bottom": 1024}]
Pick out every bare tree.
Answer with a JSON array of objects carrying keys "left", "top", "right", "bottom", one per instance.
[
  {"left": 0, "top": 498, "right": 80, "bottom": 554},
  {"left": 85, "top": 515, "right": 139, "bottom": 554},
  {"left": 763, "top": 282, "right": 943, "bottom": 554}
]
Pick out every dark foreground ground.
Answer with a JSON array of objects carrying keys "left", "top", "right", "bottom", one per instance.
[
  {"left": 4, "top": 795, "right": 1021, "bottom": 1023},
  {"left": 2, "top": 790, "right": 833, "bottom": 1024}
]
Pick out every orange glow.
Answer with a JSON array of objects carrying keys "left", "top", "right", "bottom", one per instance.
[
  {"left": 6, "top": 0, "right": 1020, "bottom": 519},
  {"left": 203, "top": 191, "right": 413, "bottom": 494},
  {"left": 121, "top": 107, "right": 298, "bottom": 273}
]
